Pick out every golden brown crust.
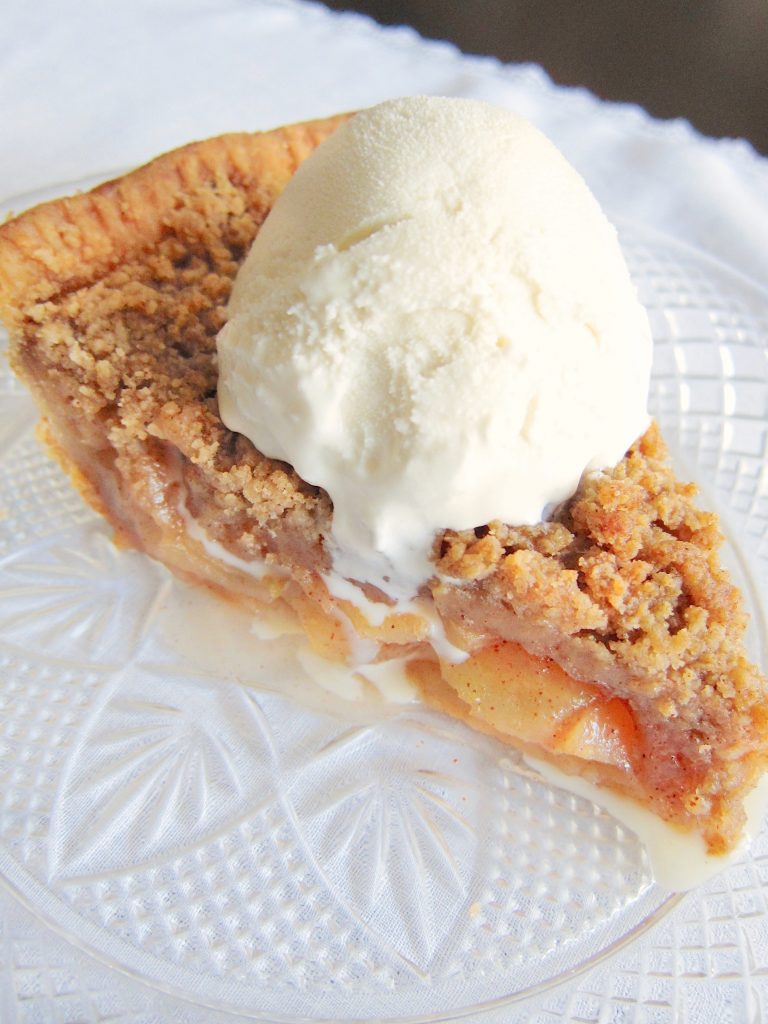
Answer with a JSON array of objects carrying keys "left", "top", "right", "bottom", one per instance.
[
  {"left": 2, "top": 115, "right": 766, "bottom": 856},
  {"left": 0, "top": 118, "right": 347, "bottom": 323}
]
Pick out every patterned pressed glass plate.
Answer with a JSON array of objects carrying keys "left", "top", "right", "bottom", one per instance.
[{"left": 0, "top": 179, "right": 767, "bottom": 1022}]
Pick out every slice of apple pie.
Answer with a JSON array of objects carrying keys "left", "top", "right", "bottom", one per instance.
[{"left": 1, "top": 109, "right": 766, "bottom": 870}]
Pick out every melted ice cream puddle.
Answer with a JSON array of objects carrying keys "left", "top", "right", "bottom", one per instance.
[{"left": 525, "top": 754, "right": 768, "bottom": 890}]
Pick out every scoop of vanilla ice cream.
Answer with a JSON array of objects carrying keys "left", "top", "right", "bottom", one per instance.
[{"left": 217, "top": 96, "right": 652, "bottom": 597}]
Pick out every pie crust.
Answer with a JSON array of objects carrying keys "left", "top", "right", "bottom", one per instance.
[{"left": 1, "top": 116, "right": 766, "bottom": 858}]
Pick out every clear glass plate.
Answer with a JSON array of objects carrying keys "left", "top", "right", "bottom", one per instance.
[{"left": 0, "top": 179, "right": 767, "bottom": 1022}]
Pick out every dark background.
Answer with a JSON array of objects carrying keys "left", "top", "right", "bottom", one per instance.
[{"left": 323, "top": 0, "right": 768, "bottom": 156}]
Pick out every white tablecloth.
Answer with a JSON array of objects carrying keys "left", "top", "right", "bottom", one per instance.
[
  {"left": 2, "top": 2, "right": 768, "bottom": 1021},
  {"left": 3, "top": 0, "right": 767, "bottom": 285}
]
